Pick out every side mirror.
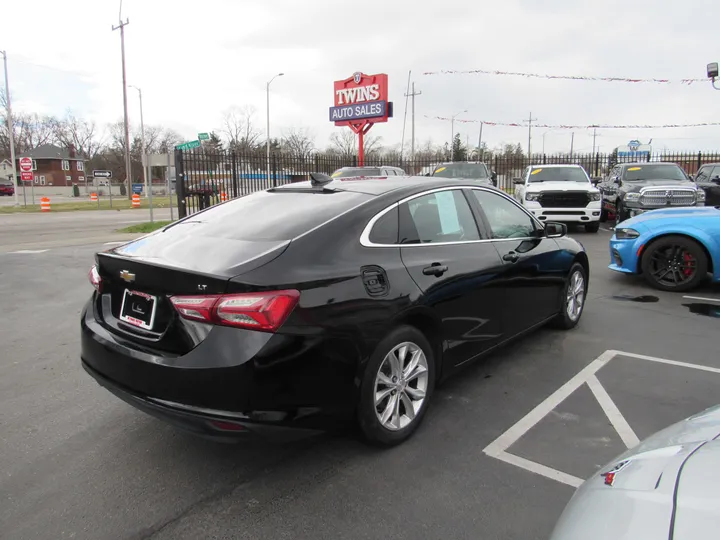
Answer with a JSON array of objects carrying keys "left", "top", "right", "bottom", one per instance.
[
  {"left": 591, "top": 177, "right": 601, "bottom": 186},
  {"left": 613, "top": 176, "right": 621, "bottom": 185},
  {"left": 544, "top": 222, "right": 567, "bottom": 238},
  {"left": 688, "top": 174, "right": 695, "bottom": 181},
  {"left": 491, "top": 171, "right": 497, "bottom": 181},
  {"left": 512, "top": 177, "right": 524, "bottom": 185}
]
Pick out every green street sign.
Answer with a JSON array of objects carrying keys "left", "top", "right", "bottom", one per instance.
[
  {"left": 176, "top": 140, "right": 201, "bottom": 151},
  {"left": 198, "top": 132, "right": 210, "bottom": 141}
]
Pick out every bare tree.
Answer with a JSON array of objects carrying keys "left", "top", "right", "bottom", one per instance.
[
  {"left": 54, "top": 112, "right": 105, "bottom": 161},
  {"left": 221, "top": 105, "right": 260, "bottom": 152},
  {"left": 281, "top": 127, "right": 315, "bottom": 158}
]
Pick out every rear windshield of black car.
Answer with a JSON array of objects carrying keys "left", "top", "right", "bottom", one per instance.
[
  {"left": 169, "top": 189, "right": 373, "bottom": 241},
  {"left": 528, "top": 167, "right": 589, "bottom": 183},
  {"left": 623, "top": 165, "right": 688, "bottom": 182},
  {"left": 432, "top": 163, "right": 488, "bottom": 179},
  {"left": 332, "top": 168, "right": 382, "bottom": 178}
]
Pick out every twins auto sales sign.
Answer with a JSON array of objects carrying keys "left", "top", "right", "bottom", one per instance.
[{"left": 329, "top": 72, "right": 391, "bottom": 126}]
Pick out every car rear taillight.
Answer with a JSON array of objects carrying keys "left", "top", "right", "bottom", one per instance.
[
  {"left": 88, "top": 265, "right": 102, "bottom": 292},
  {"left": 170, "top": 290, "right": 300, "bottom": 333}
]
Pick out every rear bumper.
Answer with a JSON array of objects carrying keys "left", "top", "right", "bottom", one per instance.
[
  {"left": 82, "top": 360, "right": 314, "bottom": 441},
  {"left": 80, "top": 298, "right": 357, "bottom": 435}
]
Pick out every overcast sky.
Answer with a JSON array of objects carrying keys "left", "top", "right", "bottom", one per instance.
[{"left": 4, "top": 0, "right": 720, "bottom": 154}]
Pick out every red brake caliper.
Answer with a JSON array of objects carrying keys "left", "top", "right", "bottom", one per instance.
[{"left": 683, "top": 252, "right": 694, "bottom": 277}]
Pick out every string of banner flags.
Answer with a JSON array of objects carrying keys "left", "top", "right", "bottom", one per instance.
[
  {"left": 425, "top": 116, "right": 720, "bottom": 130},
  {"left": 421, "top": 69, "right": 706, "bottom": 85}
]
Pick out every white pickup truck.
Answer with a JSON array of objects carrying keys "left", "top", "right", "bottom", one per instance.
[{"left": 513, "top": 164, "right": 603, "bottom": 233}]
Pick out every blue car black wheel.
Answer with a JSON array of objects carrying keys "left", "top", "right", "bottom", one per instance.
[{"left": 641, "top": 235, "right": 708, "bottom": 292}]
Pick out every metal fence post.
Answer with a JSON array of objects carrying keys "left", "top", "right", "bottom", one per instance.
[
  {"left": 174, "top": 149, "right": 186, "bottom": 218},
  {"left": 231, "top": 151, "right": 238, "bottom": 199},
  {"left": 697, "top": 151, "right": 702, "bottom": 170},
  {"left": 595, "top": 153, "right": 600, "bottom": 177},
  {"left": 271, "top": 154, "right": 278, "bottom": 187}
]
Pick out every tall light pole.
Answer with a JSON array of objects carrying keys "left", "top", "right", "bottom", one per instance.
[
  {"left": 266, "top": 72, "right": 284, "bottom": 185},
  {"left": 450, "top": 109, "right": 467, "bottom": 161},
  {"left": 113, "top": 0, "right": 132, "bottom": 199},
  {"left": 1, "top": 50, "right": 19, "bottom": 207},
  {"left": 129, "top": 85, "right": 152, "bottom": 220}
]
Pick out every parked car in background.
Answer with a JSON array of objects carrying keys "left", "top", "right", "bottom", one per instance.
[
  {"left": 0, "top": 180, "right": 15, "bottom": 196},
  {"left": 609, "top": 206, "right": 720, "bottom": 291},
  {"left": 430, "top": 162, "right": 497, "bottom": 186},
  {"left": 331, "top": 166, "right": 405, "bottom": 178},
  {"left": 551, "top": 405, "right": 720, "bottom": 540},
  {"left": 81, "top": 175, "right": 588, "bottom": 447},
  {"left": 513, "top": 164, "right": 602, "bottom": 233},
  {"left": 693, "top": 162, "right": 720, "bottom": 206},
  {"left": 598, "top": 162, "right": 705, "bottom": 222}
]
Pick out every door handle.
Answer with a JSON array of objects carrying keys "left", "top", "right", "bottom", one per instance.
[
  {"left": 422, "top": 263, "right": 448, "bottom": 276},
  {"left": 502, "top": 252, "right": 520, "bottom": 263}
]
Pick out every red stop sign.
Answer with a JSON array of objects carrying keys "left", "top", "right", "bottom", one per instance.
[{"left": 19, "top": 157, "right": 33, "bottom": 172}]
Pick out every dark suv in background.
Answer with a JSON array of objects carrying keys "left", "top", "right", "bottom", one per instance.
[
  {"left": 598, "top": 162, "right": 705, "bottom": 222},
  {"left": 430, "top": 162, "right": 497, "bottom": 186},
  {"left": 693, "top": 163, "right": 720, "bottom": 206}
]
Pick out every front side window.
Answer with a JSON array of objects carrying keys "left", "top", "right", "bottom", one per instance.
[
  {"left": 695, "top": 167, "right": 709, "bottom": 182},
  {"left": 399, "top": 190, "right": 479, "bottom": 244},
  {"left": 711, "top": 166, "right": 720, "bottom": 180},
  {"left": 472, "top": 190, "right": 537, "bottom": 239}
]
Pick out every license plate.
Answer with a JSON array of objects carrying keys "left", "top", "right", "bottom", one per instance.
[{"left": 119, "top": 289, "right": 157, "bottom": 330}]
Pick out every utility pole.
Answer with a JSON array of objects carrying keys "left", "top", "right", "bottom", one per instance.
[
  {"left": 1, "top": 50, "right": 19, "bottom": 207},
  {"left": 591, "top": 126, "right": 598, "bottom": 155},
  {"left": 526, "top": 112, "right": 537, "bottom": 160},
  {"left": 266, "top": 73, "right": 284, "bottom": 185},
  {"left": 130, "top": 85, "right": 152, "bottom": 222},
  {"left": 404, "top": 82, "right": 422, "bottom": 162},
  {"left": 112, "top": 12, "right": 132, "bottom": 200},
  {"left": 478, "top": 122, "right": 484, "bottom": 161},
  {"left": 570, "top": 132, "right": 575, "bottom": 159}
]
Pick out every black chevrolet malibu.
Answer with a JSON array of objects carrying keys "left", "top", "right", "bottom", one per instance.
[{"left": 81, "top": 175, "right": 589, "bottom": 446}]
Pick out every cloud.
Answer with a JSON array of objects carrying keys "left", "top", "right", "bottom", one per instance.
[{"left": 3, "top": 0, "right": 720, "bottom": 154}]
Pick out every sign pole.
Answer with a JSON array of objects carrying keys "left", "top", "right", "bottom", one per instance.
[
  {"left": 22, "top": 181, "right": 26, "bottom": 206},
  {"left": 30, "top": 178, "right": 35, "bottom": 206},
  {"left": 358, "top": 129, "right": 365, "bottom": 167}
]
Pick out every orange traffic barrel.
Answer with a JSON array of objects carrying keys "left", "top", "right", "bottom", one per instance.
[
  {"left": 40, "top": 197, "right": 51, "bottom": 212},
  {"left": 221, "top": 192, "right": 228, "bottom": 202},
  {"left": 131, "top": 193, "right": 141, "bottom": 208},
  {"left": 90, "top": 192, "right": 98, "bottom": 202}
]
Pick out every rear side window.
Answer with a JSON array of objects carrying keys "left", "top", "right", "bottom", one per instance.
[
  {"left": 172, "top": 190, "right": 372, "bottom": 241},
  {"left": 368, "top": 206, "right": 399, "bottom": 244},
  {"left": 399, "top": 190, "right": 480, "bottom": 244}
]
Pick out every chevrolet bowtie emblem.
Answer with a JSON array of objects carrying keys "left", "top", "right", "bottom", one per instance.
[{"left": 120, "top": 270, "right": 135, "bottom": 283}]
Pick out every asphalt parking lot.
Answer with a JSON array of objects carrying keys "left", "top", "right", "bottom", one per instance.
[{"left": 2, "top": 216, "right": 719, "bottom": 540}]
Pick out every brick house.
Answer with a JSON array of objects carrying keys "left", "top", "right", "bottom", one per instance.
[{"left": 16, "top": 144, "right": 86, "bottom": 187}]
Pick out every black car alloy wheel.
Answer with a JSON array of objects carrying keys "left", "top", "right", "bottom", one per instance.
[
  {"left": 641, "top": 235, "right": 708, "bottom": 292},
  {"left": 358, "top": 325, "right": 435, "bottom": 446}
]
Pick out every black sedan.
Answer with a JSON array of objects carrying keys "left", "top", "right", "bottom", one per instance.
[{"left": 81, "top": 175, "right": 589, "bottom": 446}]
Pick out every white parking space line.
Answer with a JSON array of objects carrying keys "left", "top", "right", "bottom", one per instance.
[
  {"left": 683, "top": 295, "right": 720, "bottom": 303},
  {"left": 483, "top": 349, "right": 720, "bottom": 488},
  {"left": 586, "top": 375, "right": 640, "bottom": 449},
  {"left": 8, "top": 249, "right": 49, "bottom": 254}
]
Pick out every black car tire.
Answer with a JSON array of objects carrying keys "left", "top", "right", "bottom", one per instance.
[
  {"left": 585, "top": 222, "right": 600, "bottom": 233},
  {"left": 616, "top": 200, "right": 630, "bottom": 223},
  {"left": 358, "top": 325, "right": 436, "bottom": 446},
  {"left": 640, "top": 235, "right": 708, "bottom": 292},
  {"left": 550, "top": 263, "right": 587, "bottom": 330},
  {"left": 600, "top": 206, "right": 609, "bottom": 222}
]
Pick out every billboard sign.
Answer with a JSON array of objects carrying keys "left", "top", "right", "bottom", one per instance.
[{"left": 330, "top": 72, "right": 390, "bottom": 127}]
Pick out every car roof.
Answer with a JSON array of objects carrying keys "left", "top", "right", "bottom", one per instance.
[
  {"left": 619, "top": 162, "right": 679, "bottom": 167},
  {"left": 530, "top": 164, "right": 584, "bottom": 168},
  {"left": 434, "top": 161, "right": 489, "bottom": 166},
  {"left": 335, "top": 165, "right": 401, "bottom": 170},
  {"left": 273, "top": 176, "right": 488, "bottom": 197}
]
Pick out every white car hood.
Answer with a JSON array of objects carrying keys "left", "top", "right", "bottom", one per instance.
[{"left": 526, "top": 181, "right": 598, "bottom": 193}]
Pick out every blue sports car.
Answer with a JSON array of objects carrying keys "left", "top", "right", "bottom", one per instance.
[{"left": 609, "top": 206, "right": 720, "bottom": 291}]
